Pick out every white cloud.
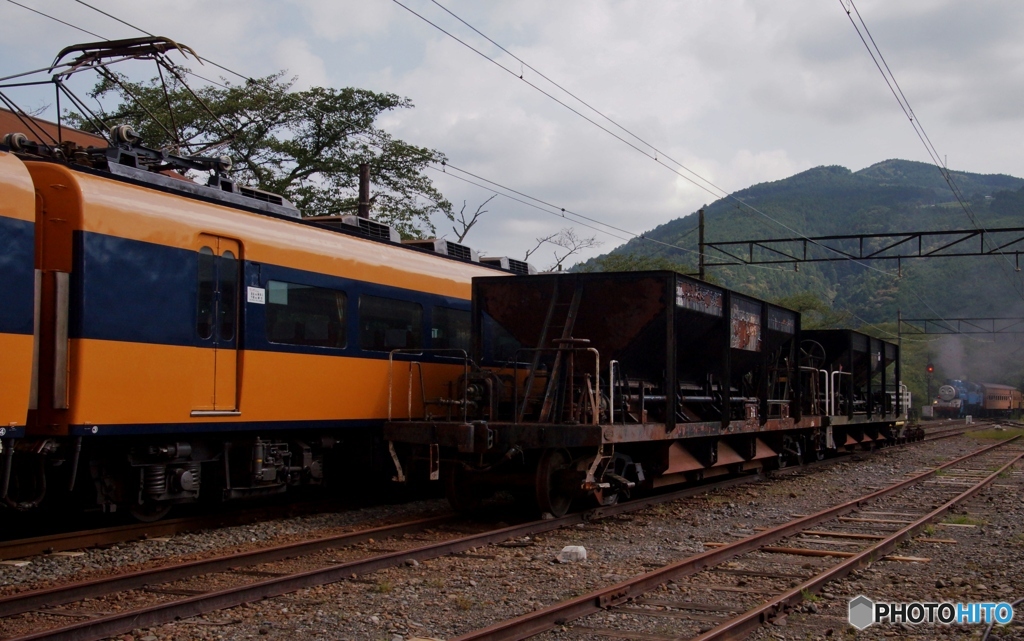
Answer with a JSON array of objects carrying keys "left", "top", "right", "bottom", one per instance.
[
  {"left": 273, "top": 38, "right": 328, "bottom": 90},
  {"left": 4, "top": 0, "right": 1024, "bottom": 265}
]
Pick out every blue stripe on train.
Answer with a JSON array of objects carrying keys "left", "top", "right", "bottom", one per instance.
[
  {"left": 72, "top": 231, "right": 198, "bottom": 346},
  {"left": 0, "top": 216, "right": 34, "bottom": 335},
  {"left": 72, "top": 231, "right": 472, "bottom": 358}
]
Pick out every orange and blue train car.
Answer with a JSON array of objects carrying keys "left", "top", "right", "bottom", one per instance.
[
  {"left": 1, "top": 134, "right": 517, "bottom": 518},
  {"left": 0, "top": 150, "right": 35, "bottom": 447}
]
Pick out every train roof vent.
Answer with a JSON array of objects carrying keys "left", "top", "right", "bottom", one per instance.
[
  {"left": 480, "top": 256, "right": 537, "bottom": 275},
  {"left": 402, "top": 238, "right": 445, "bottom": 254},
  {"left": 321, "top": 215, "right": 401, "bottom": 242},
  {"left": 401, "top": 239, "right": 480, "bottom": 262},
  {"left": 444, "top": 240, "right": 479, "bottom": 262},
  {"left": 237, "top": 185, "right": 285, "bottom": 206}
]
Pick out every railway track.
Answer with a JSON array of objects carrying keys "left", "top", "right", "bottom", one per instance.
[
  {"left": 0, "top": 418, "right": 979, "bottom": 562},
  {"left": 0, "top": 422, "right": 999, "bottom": 640},
  {"left": 448, "top": 435, "right": 1022, "bottom": 641},
  {"left": 0, "top": 474, "right": 767, "bottom": 641},
  {"left": 0, "top": 498, "right": 355, "bottom": 561}
]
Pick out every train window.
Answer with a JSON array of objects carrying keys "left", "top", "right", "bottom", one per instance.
[
  {"left": 266, "top": 281, "right": 347, "bottom": 348},
  {"left": 218, "top": 250, "right": 238, "bottom": 342},
  {"left": 359, "top": 295, "right": 422, "bottom": 351},
  {"left": 196, "top": 246, "right": 215, "bottom": 340},
  {"left": 431, "top": 307, "right": 470, "bottom": 352}
]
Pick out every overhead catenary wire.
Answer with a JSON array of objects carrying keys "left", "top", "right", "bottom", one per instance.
[
  {"left": 389, "top": 0, "right": 919, "bottom": 277},
  {"left": 18, "top": 0, "right": 875, "bottom": 274},
  {"left": 6, "top": 0, "right": 973, "bottom": 325},
  {"left": 430, "top": 162, "right": 799, "bottom": 273},
  {"left": 5, "top": 0, "right": 104, "bottom": 40},
  {"left": 390, "top": 0, "right": 995, "bottom": 334},
  {"left": 13, "top": 0, "right": 719, "bottom": 267},
  {"left": 840, "top": 0, "right": 1024, "bottom": 302}
]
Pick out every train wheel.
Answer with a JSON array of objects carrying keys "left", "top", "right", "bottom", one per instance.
[
  {"left": 535, "top": 449, "right": 573, "bottom": 518},
  {"left": 129, "top": 500, "right": 171, "bottom": 522}
]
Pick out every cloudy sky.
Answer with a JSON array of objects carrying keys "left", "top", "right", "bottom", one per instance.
[{"left": 3, "top": 0, "right": 1024, "bottom": 268}]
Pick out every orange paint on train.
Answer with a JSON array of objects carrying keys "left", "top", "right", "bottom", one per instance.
[
  {"left": 22, "top": 159, "right": 499, "bottom": 435},
  {"left": 66, "top": 339, "right": 467, "bottom": 427},
  {"left": 0, "top": 335, "right": 33, "bottom": 429},
  {"left": 0, "top": 151, "right": 35, "bottom": 223},
  {"left": 27, "top": 162, "right": 497, "bottom": 298},
  {"left": 0, "top": 152, "right": 37, "bottom": 430}
]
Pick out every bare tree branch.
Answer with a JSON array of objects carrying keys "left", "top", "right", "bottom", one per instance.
[
  {"left": 524, "top": 232, "right": 559, "bottom": 263},
  {"left": 524, "top": 227, "right": 602, "bottom": 271},
  {"left": 452, "top": 194, "right": 496, "bottom": 243}
]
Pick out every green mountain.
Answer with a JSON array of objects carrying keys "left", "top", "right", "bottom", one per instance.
[
  {"left": 580, "top": 159, "right": 1024, "bottom": 404},
  {"left": 585, "top": 159, "right": 1024, "bottom": 318}
]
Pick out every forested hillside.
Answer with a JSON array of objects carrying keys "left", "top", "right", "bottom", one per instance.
[{"left": 580, "top": 159, "right": 1024, "bottom": 406}]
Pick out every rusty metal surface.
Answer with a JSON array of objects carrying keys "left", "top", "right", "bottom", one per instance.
[
  {"left": 0, "top": 514, "right": 455, "bottom": 618},
  {"left": 386, "top": 413, "right": 911, "bottom": 453},
  {"left": 692, "top": 445, "right": 1024, "bottom": 641},
  {"left": 448, "top": 437, "right": 1018, "bottom": 641}
]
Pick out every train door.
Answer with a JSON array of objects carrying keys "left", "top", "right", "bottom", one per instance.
[{"left": 192, "top": 234, "right": 240, "bottom": 413}]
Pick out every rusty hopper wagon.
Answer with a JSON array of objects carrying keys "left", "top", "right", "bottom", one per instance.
[{"left": 383, "top": 271, "right": 911, "bottom": 516}]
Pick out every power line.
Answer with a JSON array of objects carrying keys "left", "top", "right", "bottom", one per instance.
[
  {"left": 5, "top": 0, "right": 104, "bottom": 39},
  {"left": 42, "top": 0, "right": 896, "bottom": 277},
  {"left": 8, "top": 0, "right": 982, "bottom": 322},
  {"left": 391, "top": 0, "right": 976, "bottom": 328},
  {"left": 431, "top": 162, "right": 802, "bottom": 274},
  {"left": 391, "top": 1, "right": 968, "bottom": 294},
  {"left": 34, "top": 1, "right": 720, "bottom": 267},
  {"left": 840, "top": 0, "right": 1024, "bottom": 302}
]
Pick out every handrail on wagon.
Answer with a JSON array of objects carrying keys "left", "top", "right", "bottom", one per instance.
[
  {"left": 513, "top": 346, "right": 601, "bottom": 426},
  {"left": 387, "top": 349, "right": 470, "bottom": 422}
]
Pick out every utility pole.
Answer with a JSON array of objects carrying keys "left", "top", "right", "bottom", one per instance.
[
  {"left": 357, "top": 163, "right": 371, "bottom": 219},
  {"left": 897, "top": 309, "right": 902, "bottom": 416},
  {"left": 698, "top": 208, "right": 705, "bottom": 281}
]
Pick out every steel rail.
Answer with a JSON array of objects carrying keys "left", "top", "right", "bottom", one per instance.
[
  {"left": 0, "top": 499, "right": 351, "bottom": 561},
  {"left": 1, "top": 427, "right": 978, "bottom": 640},
  {"left": 0, "top": 514, "right": 455, "bottom": 618},
  {"left": 692, "top": 446, "right": 1024, "bottom": 640},
  {"left": 0, "top": 419, "right": 959, "bottom": 563},
  {"left": 448, "top": 436, "right": 1019, "bottom": 641},
  {"left": 1, "top": 474, "right": 766, "bottom": 641}
]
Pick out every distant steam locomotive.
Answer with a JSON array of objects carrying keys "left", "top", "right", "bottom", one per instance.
[{"left": 933, "top": 380, "right": 1021, "bottom": 418}]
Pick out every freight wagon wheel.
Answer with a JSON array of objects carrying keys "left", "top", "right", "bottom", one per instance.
[
  {"left": 535, "top": 449, "right": 573, "bottom": 518},
  {"left": 129, "top": 500, "right": 171, "bottom": 523}
]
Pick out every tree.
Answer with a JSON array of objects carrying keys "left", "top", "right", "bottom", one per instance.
[
  {"left": 67, "top": 71, "right": 452, "bottom": 238},
  {"left": 524, "top": 228, "right": 602, "bottom": 271},
  {"left": 577, "top": 252, "right": 694, "bottom": 274},
  {"left": 772, "top": 291, "right": 851, "bottom": 329},
  {"left": 451, "top": 195, "right": 496, "bottom": 243}
]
